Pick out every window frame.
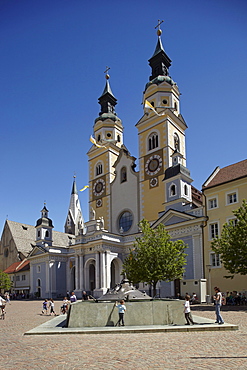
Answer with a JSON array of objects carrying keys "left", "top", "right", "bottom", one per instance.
[
  {"left": 208, "top": 195, "right": 218, "bottom": 210},
  {"left": 225, "top": 190, "right": 238, "bottom": 206},
  {"left": 147, "top": 131, "right": 159, "bottom": 152},
  {"left": 210, "top": 252, "right": 221, "bottom": 268},
  {"left": 208, "top": 221, "right": 219, "bottom": 240},
  {"left": 95, "top": 162, "right": 103, "bottom": 177}
]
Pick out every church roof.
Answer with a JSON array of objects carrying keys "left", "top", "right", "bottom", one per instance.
[
  {"left": 203, "top": 159, "right": 247, "bottom": 189},
  {"left": 3, "top": 220, "right": 75, "bottom": 257}
]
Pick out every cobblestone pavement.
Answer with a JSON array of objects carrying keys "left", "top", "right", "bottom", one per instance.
[{"left": 0, "top": 300, "right": 246, "bottom": 370}]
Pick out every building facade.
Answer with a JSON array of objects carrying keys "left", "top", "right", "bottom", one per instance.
[{"left": 202, "top": 159, "right": 247, "bottom": 297}]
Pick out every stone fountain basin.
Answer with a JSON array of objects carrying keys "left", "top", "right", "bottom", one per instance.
[{"left": 66, "top": 299, "right": 185, "bottom": 327}]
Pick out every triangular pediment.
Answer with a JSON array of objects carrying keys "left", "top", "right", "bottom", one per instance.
[
  {"left": 28, "top": 245, "right": 48, "bottom": 257},
  {"left": 152, "top": 208, "right": 197, "bottom": 228}
]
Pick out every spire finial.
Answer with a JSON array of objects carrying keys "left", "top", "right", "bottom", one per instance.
[
  {"left": 155, "top": 19, "right": 164, "bottom": 36},
  {"left": 104, "top": 66, "right": 110, "bottom": 80}
]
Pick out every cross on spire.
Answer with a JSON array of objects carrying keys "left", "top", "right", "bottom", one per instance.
[
  {"left": 155, "top": 19, "right": 164, "bottom": 30},
  {"left": 104, "top": 66, "right": 110, "bottom": 79}
]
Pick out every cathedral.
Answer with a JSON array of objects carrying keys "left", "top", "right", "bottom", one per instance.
[{"left": 0, "top": 25, "right": 207, "bottom": 300}]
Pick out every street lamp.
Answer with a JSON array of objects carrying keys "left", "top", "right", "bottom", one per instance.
[{"left": 206, "top": 264, "right": 212, "bottom": 303}]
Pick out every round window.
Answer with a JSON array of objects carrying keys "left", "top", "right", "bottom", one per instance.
[{"left": 119, "top": 211, "right": 133, "bottom": 232}]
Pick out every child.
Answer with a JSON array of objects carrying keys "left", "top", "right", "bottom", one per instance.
[
  {"left": 49, "top": 299, "right": 56, "bottom": 316},
  {"left": 42, "top": 299, "right": 48, "bottom": 315},
  {"left": 61, "top": 297, "right": 69, "bottom": 314},
  {"left": 184, "top": 295, "right": 194, "bottom": 325},
  {"left": 115, "top": 299, "right": 126, "bottom": 326}
]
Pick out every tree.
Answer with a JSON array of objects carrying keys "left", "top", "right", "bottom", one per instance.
[
  {"left": 0, "top": 270, "right": 12, "bottom": 291},
  {"left": 211, "top": 199, "right": 247, "bottom": 276},
  {"left": 122, "top": 219, "right": 188, "bottom": 296}
]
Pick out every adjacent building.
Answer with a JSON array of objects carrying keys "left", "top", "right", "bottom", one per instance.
[{"left": 202, "top": 159, "right": 247, "bottom": 297}]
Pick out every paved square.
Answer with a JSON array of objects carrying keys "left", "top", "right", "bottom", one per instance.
[{"left": 0, "top": 300, "right": 246, "bottom": 369}]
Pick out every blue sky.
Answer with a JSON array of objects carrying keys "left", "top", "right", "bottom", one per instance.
[{"left": 1, "top": 0, "right": 247, "bottom": 233}]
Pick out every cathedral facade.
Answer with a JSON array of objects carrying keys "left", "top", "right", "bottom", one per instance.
[{"left": 1, "top": 26, "right": 207, "bottom": 300}]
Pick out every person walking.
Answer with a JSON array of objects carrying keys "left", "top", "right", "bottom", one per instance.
[
  {"left": 115, "top": 300, "right": 126, "bottom": 326},
  {"left": 42, "top": 299, "right": 48, "bottom": 315},
  {"left": 49, "top": 299, "right": 57, "bottom": 316},
  {"left": 0, "top": 295, "right": 6, "bottom": 319},
  {"left": 214, "top": 287, "right": 224, "bottom": 324},
  {"left": 184, "top": 295, "right": 194, "bottom": 325},
  {"left": 70, "top": 292, "right": 77, "bottom": 303}
]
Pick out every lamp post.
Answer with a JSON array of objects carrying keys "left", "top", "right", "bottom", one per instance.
[{"left": 206, "top": 264, "right": 212, "bottom": 303}]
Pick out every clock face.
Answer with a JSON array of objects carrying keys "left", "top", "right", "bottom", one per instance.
[
  {"left": 145, "top": 155, "right": 162, "bottom": 176},
  {"left": 93, "top": 178, "right": 105, "bottom": 196}
]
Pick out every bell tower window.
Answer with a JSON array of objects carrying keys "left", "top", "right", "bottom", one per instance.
[
  {"left": 96, "top": 163, "right": 103, "bottom": 176},
  {"left": 170, "top": 184, "right": 176, "bottom": 196},
  {"left": 174, "top": 133, "right": 180, "bottom": 151},
  {"left": 45, "top": 230, "right": 49, "bottom": 238},
  {"left": 148, "top": 132, "right": 159, "bottom": 151}
]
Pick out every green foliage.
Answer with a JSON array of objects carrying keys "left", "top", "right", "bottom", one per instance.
[
  {"left": 122, "top": 219, "right": 187, "bottom": 295},
  {"left": 211, "top": 199, "right": 247, "bottom": 276},
  {"left": 0, "top": 270, "right": 12, "bottom": 291}
]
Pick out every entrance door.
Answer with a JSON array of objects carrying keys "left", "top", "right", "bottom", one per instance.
[{"left": 89, "top": 263, "right": 95, "bottom": 292}]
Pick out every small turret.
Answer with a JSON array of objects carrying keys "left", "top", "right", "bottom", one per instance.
[{"left": 35, "top": 204, "right": 54, "bottom": 246}]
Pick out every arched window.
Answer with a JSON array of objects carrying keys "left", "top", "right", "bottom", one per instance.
[
  {"left": 96, "top": 163, "right": 103, "bottom": 176},
  {"left": 174, "top": 101, "right": 178, "bottom": 111},
  {"left": 45, "top": 230, "right": 49, "bottom": 238},
  {"left": 148, "top": 132, "right": 159, "bottom": 151},
  {"left": 170, "top": 184, "right": 176, "bottom": 196},
  {"left": 121, "top": 167, "right": 127, "bottom": 183},
  {"left": 174, "top": 133, "right": 180, "bottom": 151},
  {"left": 117, "top": 135, "right": 121, "bottom": 142},
  {"left": 97, "top": 134, "right": 101, "bottom": 142},
  {"left": 184, "top": 184, "right": 188, "bottom": 195},
  {"left": 37, "top": 230, "right": 41, "bottom": 238}
]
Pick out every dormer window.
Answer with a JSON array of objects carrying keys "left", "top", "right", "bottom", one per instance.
[{"left": 148, "top": 132, "right": 159, "bottom": 151}]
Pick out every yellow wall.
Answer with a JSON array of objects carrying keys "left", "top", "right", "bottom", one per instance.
[{"left": 203, "top": 177, "right": 247, "bottom": 295}]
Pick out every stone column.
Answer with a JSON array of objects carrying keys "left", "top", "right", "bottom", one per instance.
[
  {"left": 95, "top": 252, "right": 100, "bottom": 289},
  {"left": 100, "top": 251, "right": 106, "bottom": 289},
  {"left": 29, "top": 263, "right": 33, "bottom": 295},
  {"left": 79, "top": 255, "right": 84, "bottom": 291},
  {"left": 46, "top": 261, "right": 49, "bottom": 295},
  {"left": 105, "top": 250, "right": 111, "bottom": 289},
  {"left": 75, "top": 255, "right": 79, "bottom": 291},
  {"left": 66, "top": 259, "right": 71, "bottom": 293}
]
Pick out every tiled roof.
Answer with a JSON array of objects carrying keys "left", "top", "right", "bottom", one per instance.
[
  {"left": 4, "top": 220, "right": 75, "bottom": 256},
  {"left": 203, "top": 159, "right": 247, "bottom": 189},
  {"left": 4, "top": 259, "right": 30, "bottom": 274}
]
